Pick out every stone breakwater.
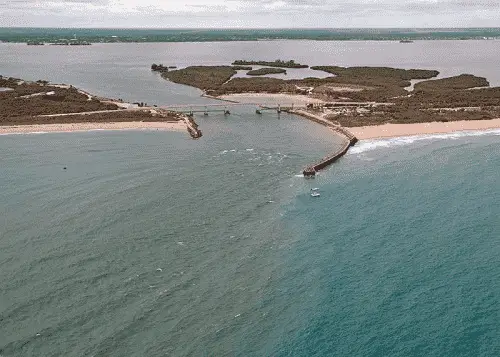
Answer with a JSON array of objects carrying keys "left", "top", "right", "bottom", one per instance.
[
  {"left": 185, "top": 116, "right": 203, "bottom": 139},
  {"left": 287, "top": 109, "right": 357, "bottom": 176},
  {"left": 155, "top": 108, "right": 202, "bottom": 139}
]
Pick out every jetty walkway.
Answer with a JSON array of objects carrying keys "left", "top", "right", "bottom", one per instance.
[{"left": 288, "top": 109, "right": 358, "bottom": 177}]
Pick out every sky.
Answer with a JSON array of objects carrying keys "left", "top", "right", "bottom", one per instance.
[{"left": 1, "top": 0, "right": 499, "bottom": 28}]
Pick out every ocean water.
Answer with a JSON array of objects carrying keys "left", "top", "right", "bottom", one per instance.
[
  {"left": 2, "top": 28, "right": 500, "bottom": 43},
  {"left": 1, "top": 41, "right": 500, "bottom": 356}
]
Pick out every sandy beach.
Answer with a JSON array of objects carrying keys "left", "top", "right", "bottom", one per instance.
[
  {"left": 0, "top": 121, "right": 186, "bottom": 135},
  {"left": 218, "top": 93, "right": 324, "bottom": 105},
  {"left": 349, "top": 119, "right": 500, "bottom": 140}
]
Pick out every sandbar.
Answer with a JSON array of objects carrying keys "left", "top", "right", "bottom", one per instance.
[
  {"left": 0, "top": 121, "right": 186, "bottom": 135},
  {"left": 350, "top": 119, "right": 500, "bottom": 140},
  {"left": 218, "top": 93, "right": 324, "bottom": 105}
]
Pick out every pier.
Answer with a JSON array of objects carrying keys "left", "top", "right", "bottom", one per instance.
[{"left": 287, "top": 109, "right": 358, "bottom": 177}]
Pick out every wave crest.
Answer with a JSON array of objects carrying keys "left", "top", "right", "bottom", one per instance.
[{"left": 349, "top": 129, "right": 500, "bottom": 154}]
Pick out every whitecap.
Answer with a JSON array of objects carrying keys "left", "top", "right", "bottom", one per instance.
[{"left": 350, "top": 129, "right": 500, "bottom": 154}]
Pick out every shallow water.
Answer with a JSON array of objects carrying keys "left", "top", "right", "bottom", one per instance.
[
  {"left": 1, "top": 41, "right": 500, "bottom": 356},
  {"left": 2, "top": 40, "right": 500, "bottom": 104}
]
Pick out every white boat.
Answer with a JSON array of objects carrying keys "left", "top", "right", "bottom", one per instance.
[
  {"left": 310, "top": 192, "right": 321, "bottom": 197},
  {"left": 311, "top": 188, "right": 319, "bottom": 191}
]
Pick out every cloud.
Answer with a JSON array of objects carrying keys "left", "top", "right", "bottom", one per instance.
[{"left": 1, "top": 0, "right": 499, "bottom": 27}]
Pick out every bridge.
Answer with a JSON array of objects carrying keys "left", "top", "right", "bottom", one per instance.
[
  {"left": 160, "top": 101, "right": 377, "bottom": 116},
  {"left": 159, "top": 103, "right": 315, "bottom": 116}
]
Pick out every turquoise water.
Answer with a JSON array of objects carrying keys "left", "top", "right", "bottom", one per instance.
[
  {"left": 276, "top": 132, "right": 500, "bottom": 356},
  {"left": 1, "top": 42, "right": 500, "bottom": 356},
  {"left": 1, "top": 123, "right": 499, "bottom": 356},
  {"left": 2, "top": 28, "right": 500, "bottom": 43}
]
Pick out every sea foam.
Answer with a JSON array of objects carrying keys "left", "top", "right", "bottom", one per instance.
[{"left": 350, "top": 129, "right": 500, "bottom": 154}]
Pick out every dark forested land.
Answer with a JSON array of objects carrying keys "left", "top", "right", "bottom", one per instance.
[
  {"left": 0, "top": 76, "right": 181, "bottom": 125},
  {"left": 247, "top": 68, "right": 287, "bottom": 76},
  {"left": 155, "top": 63, "right": 500, "bottom": 126},
  {"left": 0, "top": 77, "right": 118, "bottom": 119},
  {"left": 161, "top": 66, "right": 237, "bottom": 90},
  {"left": 233, "top": 60, "right": 308, "bottom": 69}
]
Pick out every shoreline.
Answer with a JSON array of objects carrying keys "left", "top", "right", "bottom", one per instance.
[
  {"left": 217, "top": 93, "right": 325, "bottom": 105},
  {"left": 0, "top": 121, "right": 186, "bottom": 135},
  {"left": 349, "top": 119, "right": 500, "bottom": 140}
]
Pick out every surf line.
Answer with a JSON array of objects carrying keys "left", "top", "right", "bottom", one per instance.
[{"left": 287, "top": 109, "right": 358, "bottom": 177}]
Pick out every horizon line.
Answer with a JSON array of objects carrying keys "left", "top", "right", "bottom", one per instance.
[{"left": 2, "top": 26, "right": 500, "bottom": 30}]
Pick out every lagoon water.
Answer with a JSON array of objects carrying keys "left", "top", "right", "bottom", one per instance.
[{"left": 1, "top": 41, "right": 500, "bottom": 356}]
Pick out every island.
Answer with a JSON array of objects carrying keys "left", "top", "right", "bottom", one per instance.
[
  {"left": 232, "top": 66, "right": 253, "bottom": 71},
  {"left": 232, "top": 59, "right": 308, "bottom": 69},
  {"left": 156, "top": 61, "right": 500, "bottom": 132},
  {"left": 247, "top": 68, "right": 287, "bottom": 76},
  {"left": 0, "top": 75, "right": 201, "bottom": 138}
]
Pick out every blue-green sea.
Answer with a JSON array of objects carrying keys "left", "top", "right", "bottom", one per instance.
[{"left": 1, "top": 41, "right": 500, "bottom": 356}]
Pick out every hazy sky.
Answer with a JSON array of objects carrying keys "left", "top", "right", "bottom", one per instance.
[{"left": 2, "top": 0, "right": 499, "bottom": 28}]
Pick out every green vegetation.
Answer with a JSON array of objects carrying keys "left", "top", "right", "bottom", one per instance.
[
  {"left": 161, "top": 66, "right": 237, "bottom": 90},
  {"left": 212, "top": 77, "right": 296, "bottom": 95},
  {"left": 153, "top": 63, "right": 500, "bottom": 127},
  {"left": 151, "top": 63, "right": 169, "bottom": 72},
  {"left": 0, "top": 77, "right": 117, "bottom": 120},
  {"left": 232, "top": 66, "right": 253, "bottom": 71},
  {"left": 311, "top": 66, "right": 439, "bottom": 81},
  {"left": 319, "top": 75, "right": 500, "bottom": 127},
  {"left": 233, "top": 59, "right": 308, "bottom": 69},
  {"left": 414, "top": 74, "right": 489, "bottom": 91},
  {"left": 0, "top": 76, "right": 184, "bottom": 125},
  {"left": 167, "top": 64, "right": 440, "bottom": 100},
  {"left": 247, "top": 68, "right": 287, "bottom": 76}
]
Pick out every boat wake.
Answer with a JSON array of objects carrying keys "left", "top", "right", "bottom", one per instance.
[{"left": 349, "top": 129, "right": 500, "bottom": 154}]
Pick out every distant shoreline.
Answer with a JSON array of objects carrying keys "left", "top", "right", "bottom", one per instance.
[{"left": 1, "top": 28, "right": 500, "bottom": 44}]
